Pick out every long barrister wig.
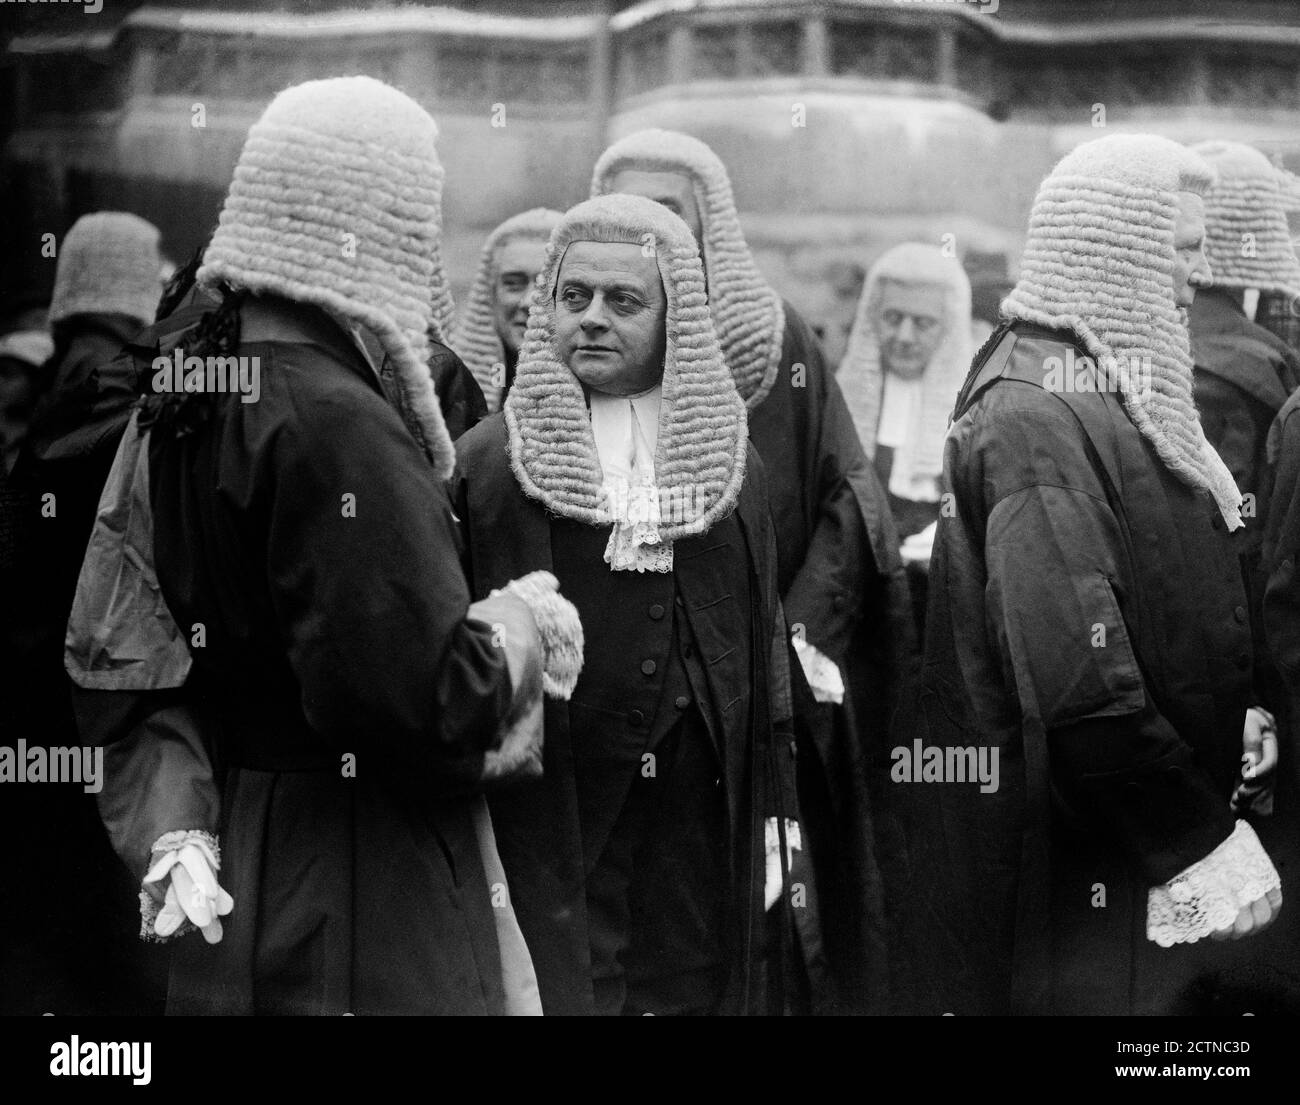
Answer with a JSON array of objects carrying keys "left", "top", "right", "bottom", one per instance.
[
  {"left": 591, "top": 128, "right": 786, "bottom": 410},
  {"left": 1001, "top": 133, "right": 1243, "bottom": 530},
  {"left": 837, "top": 242, "right": 972, "bottom": 502},
  {"left": 450, "top": 207, "right": 563, "bottom": 413},
  {"left": 504, "top": 193, "right": 748, "bottom": 543},
  {"left": 196, "top": 75, "right": 457, "bottom": 478},
  {"left": 1192, "top": 140, "right": 1300, "bottom": 302}
]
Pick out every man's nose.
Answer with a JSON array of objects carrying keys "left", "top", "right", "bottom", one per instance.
[
  {"left": 1192, "top": 254, "right": 1213, "bottom": 287},
  {"left": 896, "top": 317, "right": 916, "bottom": 343},
  {"left": 580, "top": 295, "right": 610, "bottom": 330}
]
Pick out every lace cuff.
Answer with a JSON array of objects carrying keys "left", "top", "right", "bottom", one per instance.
[
  {"left": 792, "top": 637, "right": 845, "bottom": 704},
  {"left": 1146, "top": 820, "right": 1280, "bottom": 947},
  {"left": 139, "top": 829, "right": 221, "bottom": 943}
]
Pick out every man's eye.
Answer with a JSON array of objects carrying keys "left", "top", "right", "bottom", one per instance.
[
  {"left": 915, "top": 318, "right": 939, "bottom": 333},
  {"left": 560, "top": 288, "right": 589, "bottom": 307}
]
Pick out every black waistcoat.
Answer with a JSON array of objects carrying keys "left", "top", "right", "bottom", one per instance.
[
  {"left": 550, "top": 518, "right": 724, "bottom": 873},
  {"left": 453, "top": 415, "right": 785, "bottom": 1016}
]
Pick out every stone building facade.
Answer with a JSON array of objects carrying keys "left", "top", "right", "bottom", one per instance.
[{"left": 4, "top": 0, "right": 1299, "bottom": 356}]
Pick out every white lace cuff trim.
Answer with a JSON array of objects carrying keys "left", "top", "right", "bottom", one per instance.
[
  {"left": 139, "top": 829, "right": 221, "bottom": 943},
  {"left": 1146, "top": 820, "right": 1280, "bottom": 947}
]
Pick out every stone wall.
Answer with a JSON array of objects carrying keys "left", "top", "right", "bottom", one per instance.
[{"left": 5, "top": 1, "right": 1299, "bottom": 349}]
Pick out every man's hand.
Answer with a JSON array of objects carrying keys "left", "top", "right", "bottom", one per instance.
[
  {"left": 1232, "top": 706, "right": 1279, "bottom": 815},
  {"left": 1211, "top": 886, "right": 1282, "bottom": 941}
]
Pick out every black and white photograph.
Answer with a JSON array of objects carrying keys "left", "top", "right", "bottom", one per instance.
[{"left": 1, "top": 0, "right": 1299, "bottom": 1086}]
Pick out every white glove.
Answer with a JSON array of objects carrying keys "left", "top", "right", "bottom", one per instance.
[
  {"left": 764, "top": 817, "right": 802, "bottom": 911},
  {"left": 791, "top": 636, "right": 844, "bottom": 705},
  {"left": 142, "top": 831, "right": 234, "bottom": 944},
  {"left": 900, "top": 520, "right": 938, "bottom": 568}
]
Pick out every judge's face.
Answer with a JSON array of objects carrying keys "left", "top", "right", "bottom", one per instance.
[
  {"left": 1172, "top": 191, "right": 1212, "bottom": 310},
  {"left": 555, "top": 241, "right": 667, "bottom": 397},
  {"left": 606, "top": 169, "right": 704, "bottom": 248},
  {"left": 492, "top": 237, "right": 549, "bottom": 356},
  {"left": 876, "top": 280, "right": 947, "bottom": 381}
]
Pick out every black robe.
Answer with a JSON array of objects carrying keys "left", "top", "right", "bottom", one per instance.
[
  {"left": 0, "top": 312, "right": 168, "bottom": 1016},
  {"left": 129, "top": 296, "right": 518, "bottom": 1014},
  {"left": 912, "top": 322, "right": 1274, "bottom": 1015},
  {"left": 453, "top": 415, "right": 801, "bottom": 1015},
  {"left": 1192, "top": 287, "right": 1300, "bottom": 702},
  {"left": 747, "top": 302, "right": 917, "bottom": 1013}
]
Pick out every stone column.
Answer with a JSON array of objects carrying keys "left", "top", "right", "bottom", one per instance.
[
  {"left": 668, "top": 19, "right": 692, "bottom": 85},
  {"left": 802, "top": 15, "right": 828, "bottom": 78}
]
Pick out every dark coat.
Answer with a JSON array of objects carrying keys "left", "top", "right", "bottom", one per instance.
[
  {"left": 137, "top": 296, "right": 517, "bottom": 1015},
  {"left": 912, "top": 322, "right": 1257, "bottom": 1015},
  {"left": 7, "top": 314, "right": 144, "bottom": 724},
  {"left": 1192, "top": 289, "right": 1300, "bottom": 531},
  {"left": 747, "top": 302, "right": 917, "bottom": 1013},
  {"left": 1263, "top": 392, "right": 1300, "bottom": 839},
  {"left": 0, "top": 312, "right": 170, "bottom": 1016},
  {"left": 1192, "top": 288, "right": 1300, "bottom": 701},
  {"left": 1266, "top": 390, "right": 1300, "bottom": 764},
  {"left": 452, "top": 414, "right": 800, "bottom": 1015},
  {"left": 429, "top": 340, "right": 488, "bottom": 440}
]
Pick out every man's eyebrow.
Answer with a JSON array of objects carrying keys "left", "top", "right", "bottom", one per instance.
[{"left": 559, "top": 275, "right": 650, "bottom": 297}]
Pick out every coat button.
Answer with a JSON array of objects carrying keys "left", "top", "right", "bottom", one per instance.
[
  {"left": 641, "top": 659, "right": 657, "bottom": 676},
  {"left": 1235, "top": 606, "right": 1247, "bottom": 624},
  {"left": 675, "top": 595, "right": 684, "bottom": 607},
  {"left": 649, "top": 603, "right": 665, "bottom": 620},
  {"left": 674, "top": 695, "right": 690, "bottom": 709},
  {"left": 628, "top": 709, "right": 645, "bottom": 727}
]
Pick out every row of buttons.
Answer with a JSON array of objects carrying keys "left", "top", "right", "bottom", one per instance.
[
  {"left": 625, "top": 695, "right": 691, "bottom": 728},
  {"left": 629, "top": 595, "right": 691, "bottom": 725}
]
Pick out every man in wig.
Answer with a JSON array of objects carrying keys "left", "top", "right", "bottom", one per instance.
[
  {"left": 839, "top": 242, "right": 972, "bottom": 544},
  {"left": 66, "top": 77, "right": 582, "bottom": 1015},
  {"left": 913, "top": 133, "right": 1284, "bottom": 1015},
  {"left": 1190, "top": 142, "right": 1300, "bottom": 706},
  {"left": 451, "top": 207, "right": 563, "bottom": 413},
  {"left": 454, "top": 193, "right": 808, "bottom": 1016},
  {"left": 592, "top": 128, "right": 915, "bottom": 1013}
]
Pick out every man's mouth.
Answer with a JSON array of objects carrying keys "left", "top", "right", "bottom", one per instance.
[{"left": 577, "top": 345, "right": 615, "bottom": 353}]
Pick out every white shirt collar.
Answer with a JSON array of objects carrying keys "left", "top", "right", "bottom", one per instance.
[{"left": 589, "top": 383, "right": 662, "bottom": 485}]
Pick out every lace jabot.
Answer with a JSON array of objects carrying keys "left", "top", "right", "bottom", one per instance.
[{"left": 590, "top": 385, "right": 673, "bottom": 573}]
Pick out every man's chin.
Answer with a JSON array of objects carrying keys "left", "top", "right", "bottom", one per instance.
[
  {"left": 569, "top": 358, "right": 620, "bottom": 390},
  {"left": 886, "top": 361, "right": 927, "bottom": 381}
]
